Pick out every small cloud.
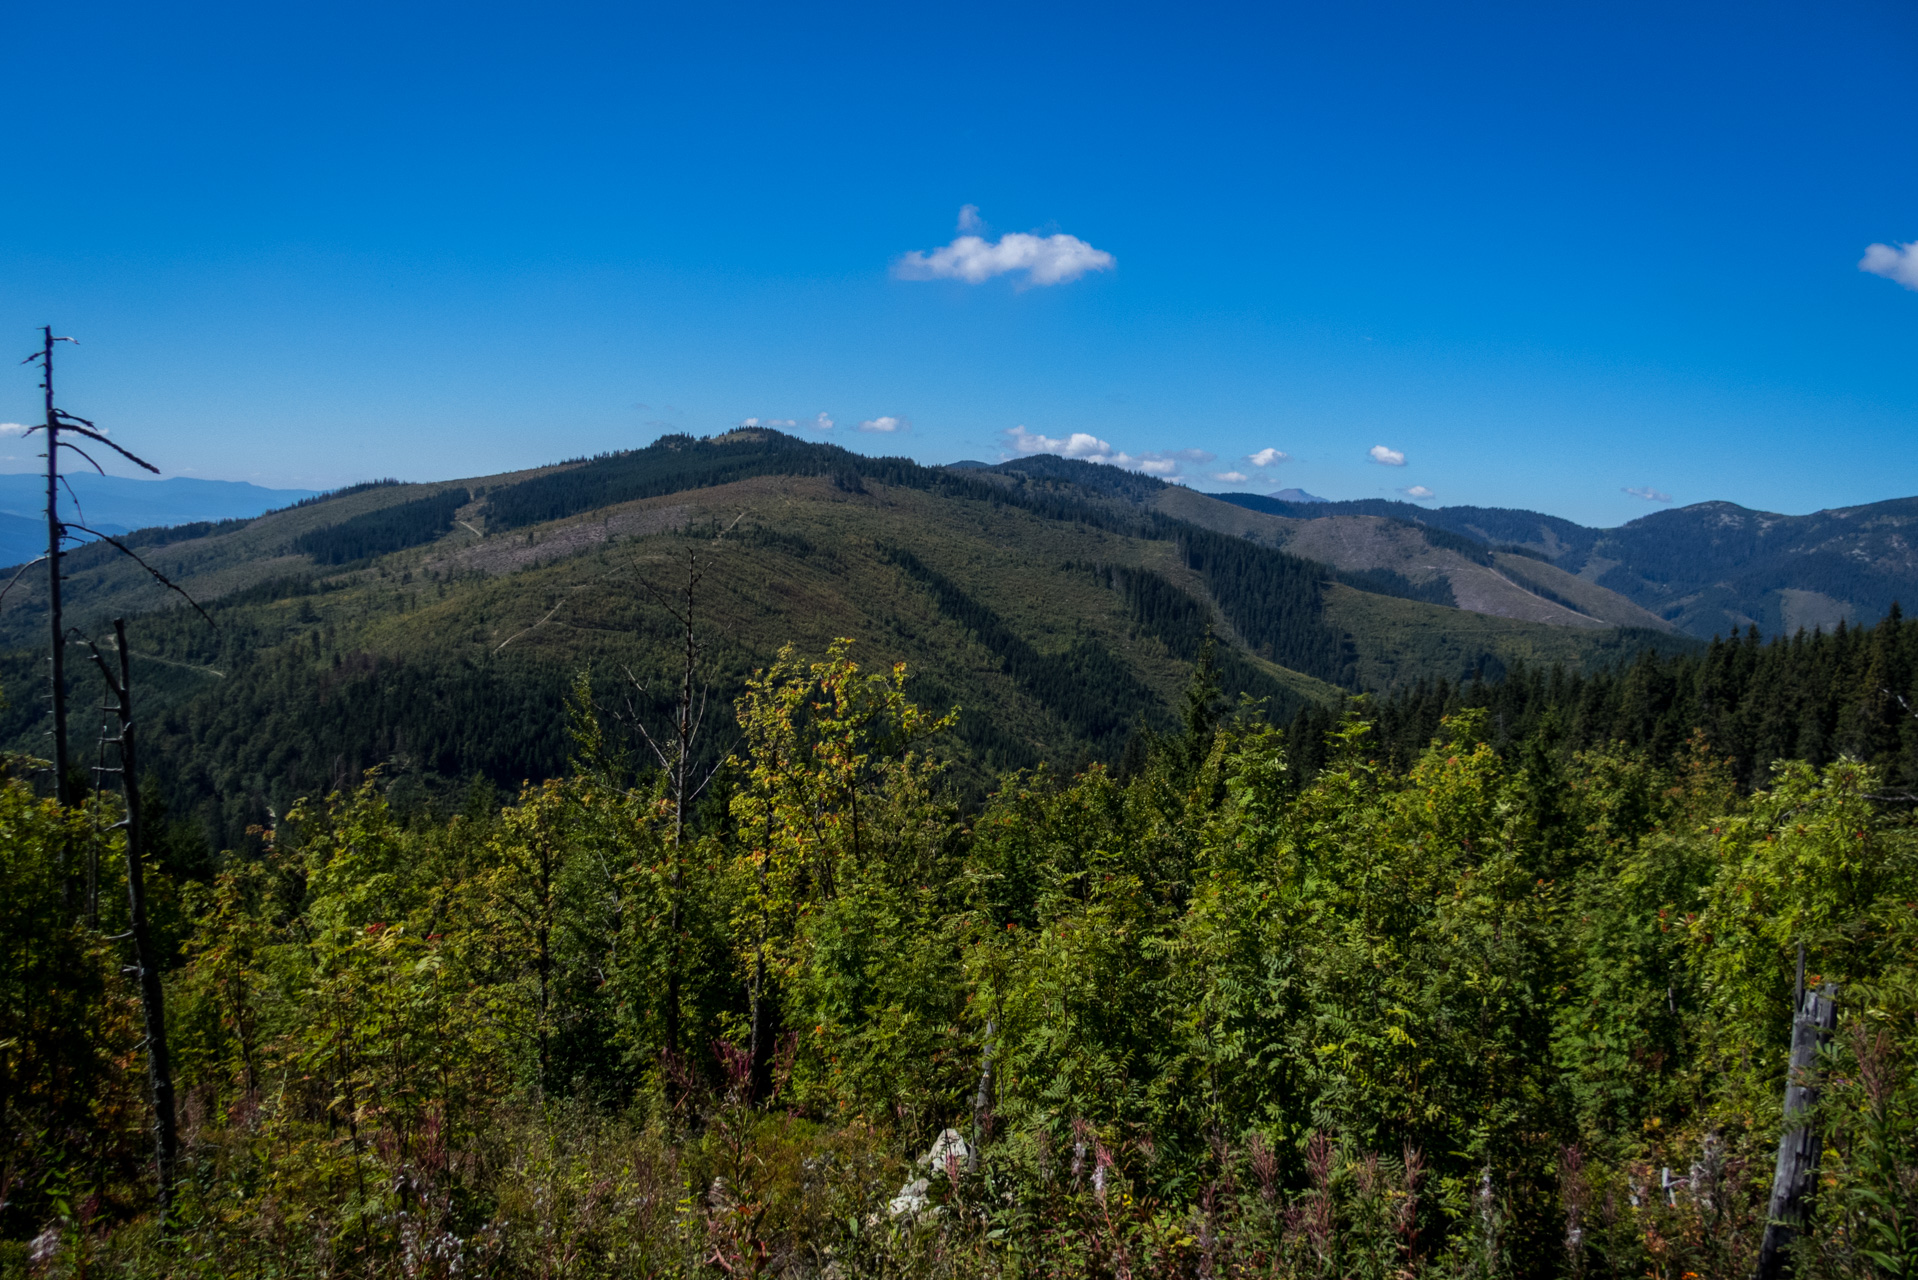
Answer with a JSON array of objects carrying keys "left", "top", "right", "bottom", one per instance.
[
  {"left": 1246, "top": 447, "right": 1290, "bottom": 468},
  {"left": 738, "top": 417, "right": 797, "bottom": 428},
  {"left": 1007, "top": 425, "right": 1119, "bottom": 460},
  {"left": 859, "top": 415, "right": 908, "bottom": 433},
  {"left": 1399, "top": 485, "right": 1436, "bottom": 500},
  {"left": 812, "top": 412, "right": 835, "bottom": 431},
  {"left": 1214, "top": 471, "right": 1250, "bottom": 484},
  {"left": 0, "top": 423, "right": 30, "bottom": 436},
  {"left": 1368, "top": 445, "right": 1407, "bottom": 466},
  {"left": 1003, "top": 426, "right": 1208, "bottom": 478},
  {"left": 1623, "top": 485, "right": 1672, "bottom": 503},
  {"left": 1139, "top": 448, "right": 1213, "bottom": 478},
  {"left": 1860, "top": 240, "right": 1918, "bottom": 291},
  {"left": 895, "top": 211, "right": 1115, "bottom": 287}
]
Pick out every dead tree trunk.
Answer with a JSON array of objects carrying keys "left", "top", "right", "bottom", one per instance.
[
  {"left": 1755, "top": 982, "right": 1839, "bottom": 1279},
  {"left": 970, "top": 1019, "right": 994, "bottom": 1168},
  {"left": 40, "top": 329, "right": 70, "bottom": 806},
  {"left": 625, "top": 522, "right": 741, "bottom": 1084},
  {"left": 18, "top": 326, "right": 191, "bottom": 816},
  {"left": 748, "top": 763, "right": 777, "bottom": 1103},
  {"left": 88, "top": 618, "right": 179, "bottom": 1223}
]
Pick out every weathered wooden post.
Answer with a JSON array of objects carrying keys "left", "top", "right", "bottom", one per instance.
[
  {"left": 1754, "top": 981, "right": 1838, "bottom": 1279},
  {"left": 970, "top": 1019, "right": 994, "bottom": 1169}
]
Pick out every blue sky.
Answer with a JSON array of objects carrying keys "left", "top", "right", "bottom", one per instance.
[{"left": 3, "top": 0, "right": 1914, "bottom": 526}]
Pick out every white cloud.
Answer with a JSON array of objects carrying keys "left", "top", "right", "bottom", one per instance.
[
  {"left": 812, "top": 412, "right": 834, "bottom": 431},
  {"left": 1007, "top": 426, "right": 1118, "bottom": 459},
  {"left": 738, "top": 417, "right": 797, "bottom": 428},
  {"left": 1399, "top": 485, "right": 1436, "bottom": 500},
  {"left": 1368, "top": 445, "right": 1407, "bottom": 466},
  {"left": 1003, "top": 426, "right": 1210, "bottom": 478},
  {"left": 1214, "top": 471, "right": 1250, "bottom": 484},
  {"left": 1860, "top": 240, "right": 1918, "bottom": 291},
  {"left": 895, "top": 210, "right": 1115, "bottom": 287},
  {"left": 1623, "top": 485, "right": 1673, "bottom": 503},
  {"left": 859, "top": 415, "right": 908, "bottom": 433},
  {"left": 1246, "top": 447, "right": 1290, "bottom": 468},
  {"left": 0, "top": 423, "right": 30, "bottom": 436}
]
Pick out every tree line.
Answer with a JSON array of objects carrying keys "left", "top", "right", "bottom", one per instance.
[{"left": 3, "top": 631, "right": 1914, "bottom": 1277}]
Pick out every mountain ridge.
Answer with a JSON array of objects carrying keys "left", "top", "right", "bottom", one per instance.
[
  {"left": 0, "top": 431, "right": 1693, "bottom": 845},
  {"left": 1213, "top": 489, "right": 1918, "bottom": 638}
]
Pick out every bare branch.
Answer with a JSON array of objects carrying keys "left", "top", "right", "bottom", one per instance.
[
  {"left": 57, "top": 440, "right": 106, "bottom": 475},
  {"left": 63, "top": 524, "right": 215, "bottom": 628},
  {"left": 58, "top": 473, "right": 89, "bottom": 525},
  {"left": 84, "top": 637, "right": 125, "bottom": 701},
  {"left": 0, "top": 556, "right": 48, "bottom": 608},
  {"left": 631, "top": 719, "right": 674, "bottom": 772},
  {"left": 55, "top": 421, "right": 159, "bottom": 474}
]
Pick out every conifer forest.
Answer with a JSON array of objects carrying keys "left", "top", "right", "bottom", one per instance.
[{"left": 4, "top": 604, "right": 1917, "bottom": 1277}]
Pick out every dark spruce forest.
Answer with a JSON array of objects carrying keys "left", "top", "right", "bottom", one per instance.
[{"left": 3, "top": 429, "right": 1915, "bottom": 1278}]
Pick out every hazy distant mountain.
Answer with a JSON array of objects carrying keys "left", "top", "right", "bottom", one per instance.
[
  {"left": 0, "top": 473, "right": 318, "bottom": 565},
  {"left": 1268, "top": 487, "right": 1329, "bottom": 503},
  {"left": 1213, "top": 490, "right": 1918, "bottom": 639}
]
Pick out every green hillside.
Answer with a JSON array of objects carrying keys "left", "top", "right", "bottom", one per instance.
[{"left": 0, "top": 431, "right": 1691, "bottom": 849}]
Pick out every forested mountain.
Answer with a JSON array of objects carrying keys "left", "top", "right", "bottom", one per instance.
[
  {"left": 4, "top": 429, "right": 1917, "bottom": 1278},
  {"left": 0, "top": 430, "right": 1688, "bottom": 850},
  {"left": 1217, "top": 490, "right": 1918, "bottom": 639}
]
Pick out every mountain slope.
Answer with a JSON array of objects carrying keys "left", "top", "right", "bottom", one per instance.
[
  {"left": 1142, "top": 483, "right": 1667, "bottom": 630},
  {"left": 1214, "top": 490, "right": 1918, "bottom": 638},
  {"left": 0, "top": 432, "right": 1691, "bottom": 847}
]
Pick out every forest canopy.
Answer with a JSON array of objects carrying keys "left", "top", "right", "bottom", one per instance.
[{"left": 3, "top": 620, "right": 1915, "bottom": 1278}]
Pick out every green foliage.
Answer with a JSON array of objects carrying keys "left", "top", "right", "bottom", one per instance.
[
  {"left": 885, "top": 546, "right": 1161, "bottom": 752},
  {"left": 293, "top": 487, "right": 472, "bottom": 565},
  {"left": 7, "top": 631, "right": 1918, "bottom": 1276},
  {"left": 1347, "top": 608, "right": 1918, "bottom": 792},
  {"left": 1334, "top": 564, "right": 1461, "bottom": 607}
]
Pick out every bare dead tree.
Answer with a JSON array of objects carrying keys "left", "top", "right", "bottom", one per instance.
[
  {"left": 620, "top": 515, "right": 743, "bottom": 1077},
  {"left": 18, "top": 327, "right": 209, "bottom": 806},
  {"left": 86, "top": 618, "right": 179, "bottom": 1224},
  {"left": 14, "top": 331, "right": 208, "bottom": 1227}
]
